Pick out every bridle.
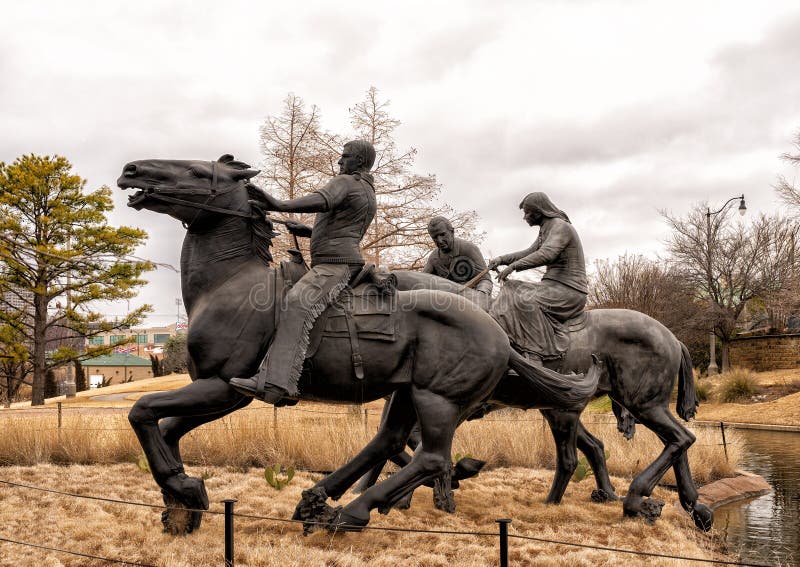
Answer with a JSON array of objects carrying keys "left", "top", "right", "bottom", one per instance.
[{"left": 145, "top": 161, "right": 255, "bottom": 229}]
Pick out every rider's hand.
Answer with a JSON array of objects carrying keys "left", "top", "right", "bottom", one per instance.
[
  {"left": 497, "top": 264, "right": 515, "bottom": 282},
  {"left": 261, "top": 192, "right": 282, "bottom": 211},
  {"left": 488, "top": 257, "right": 503, "bottom": 271},
  {"left": 285, "top": 220, "right": 312, "bottom": 237}
]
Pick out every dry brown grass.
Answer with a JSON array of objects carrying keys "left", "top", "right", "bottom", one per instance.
[
  {"left": 695, "top": 367, "right": 800, "bottom": 425},
  {"left": 0, "top": 463, "right": 728, "bottom": 566},
  {"left": 0, "top": 404, "right": 739, "bottom": 485}
]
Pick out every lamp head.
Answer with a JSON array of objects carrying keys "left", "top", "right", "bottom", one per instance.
[{"left": 738, "top": 195, "right": 747, "bottom": 216}]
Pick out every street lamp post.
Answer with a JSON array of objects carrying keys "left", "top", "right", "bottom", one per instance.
[{"left": 705, "top": 194, "right": 747, "bottom": 375}]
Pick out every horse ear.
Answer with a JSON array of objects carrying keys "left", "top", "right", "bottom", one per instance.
[
  {"left": 232, "top": 168, "right": 260, "bottom": 180},
  {"left": 218, "top": 154, "right": 235, "bottom": 164}
]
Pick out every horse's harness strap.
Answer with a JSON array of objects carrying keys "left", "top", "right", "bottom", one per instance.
[
  {"left": 343, "top": 302, "right": 365, "bottom": 380},
  {"left": 149, "top": 193, "right": 253, "bottom": 218}
]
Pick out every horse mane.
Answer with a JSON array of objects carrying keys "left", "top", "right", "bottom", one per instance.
[{"left": 245, "top": 182, "right": 279, "bottom": 265}]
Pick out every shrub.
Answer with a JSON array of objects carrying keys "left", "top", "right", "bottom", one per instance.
[
  {"left": 694, "top": 378, "right": 711, "bottom": 403},
  {"left": 719, "top": 368, "right": 759, "bottom": 403}
]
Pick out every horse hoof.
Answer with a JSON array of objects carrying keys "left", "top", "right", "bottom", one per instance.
[
  {"left": 160, "top": 478, "right": 208, "bottom": 536},
  {"left": 453, "top": 458, "right": 486, "bottom": 482},
  {"left": 293, "top": 487, "right": 341, "bottom": 535},
  {"left": 328, "top": 507, "right": 370, "bottom": 533},
  {"left": 691, "top": 503, "right": 714, "bottom": 532},
  {"left": 639, "top": 498, "right": 665, "bottom": 524},
  {"left": 591, "top": 489, "right": 620, "bottom": 503}
]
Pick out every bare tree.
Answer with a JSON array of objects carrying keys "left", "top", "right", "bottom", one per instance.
[
  {"left": 662, "top": 205, "right": 799, "bottom": 371},
  {"left": 775, "top": 129, "right": 800, "bottom": 212},
  {"left": 257, "top": 93, "right": 330, "bottom": 259},
  {"left": 349, "top": 87, "right": 483, "bottom": 269},
  {"left": 749, "top": 223, "right": 800, "bottom": 332},
  {"left": 257, "top": 89, "right": 484, "bottom": 270}
]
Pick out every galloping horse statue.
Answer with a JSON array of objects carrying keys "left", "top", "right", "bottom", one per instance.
[{"left": 118, "top": 155, "right": 600, "bottom": 534}]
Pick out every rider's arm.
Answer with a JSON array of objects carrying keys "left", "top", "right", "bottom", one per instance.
[
  {"left": 262, "top": 177, "right": 349, "bottom": 214},
  {"left": 268, "top": 192, "right": 328, "bottom": 214},
  {"left": 496, "top": 241, "right": 539, "bottom": 266},
  {"left": 511, "top": 221, "right": 571, "bottom": 271}
]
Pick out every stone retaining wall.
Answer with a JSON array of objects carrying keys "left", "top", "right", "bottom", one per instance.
[{"left": 729, "top": 333, "right": 800, "bottom": 372}]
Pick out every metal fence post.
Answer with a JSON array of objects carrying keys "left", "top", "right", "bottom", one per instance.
[
  {"left": 496, "top": 518, "right": 511, "bottom": 567},
  {"left": 273, "top": 406, "right": 278, "bottom": 433},
  {"left": 719, "top": 421, "right": 728, "bottom": 462},
  {"left": 363, "top": 407, "right": 368, "bottom": 435},
  {"left": 57, "top": 402, "right": 62, "bottom": 430},
  {"left": 223, "top": 499, "right": 237, "bottom": 566}
]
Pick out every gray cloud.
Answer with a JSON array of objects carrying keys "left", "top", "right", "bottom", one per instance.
[{"left": 3, "top": 2, "right": 800, "bottom": 324}]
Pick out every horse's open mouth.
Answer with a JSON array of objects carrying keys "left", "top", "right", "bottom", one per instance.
[
  {"left": 117, "top": 178, "right": 151, "bottom": 209},
  {"left": 120, "top": 188, "right": 148, "bottom": 209}
]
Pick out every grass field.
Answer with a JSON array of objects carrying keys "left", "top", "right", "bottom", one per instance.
[
  {"left": 0, "top": 373, "right": 748, "bottom": 565},
  {"left": 0, "top": 464, "right": 727, "bottom": 566}
]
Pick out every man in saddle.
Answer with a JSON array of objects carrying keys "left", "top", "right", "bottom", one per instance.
[
  {"left": 488, "top": 192, "right": 587, "bottom": 366},
  {"left": 423, "top": 216, "right": 492, "bottom": 296},
  {"left": 230, "top": 140, "right": 377, "bottom": 403}
]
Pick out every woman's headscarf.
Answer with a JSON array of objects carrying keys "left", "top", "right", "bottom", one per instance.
[{"left": 519, "top": 192, "right": 570, "bottom": 223}]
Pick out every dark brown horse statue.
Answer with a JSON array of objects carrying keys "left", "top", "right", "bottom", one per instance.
[{"left": 118, "top": 155, "right": 600, "bottom": 534}]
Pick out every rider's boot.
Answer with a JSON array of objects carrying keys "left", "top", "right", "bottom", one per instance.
[{"left": 229, "top": 366, "right": 289, "bottom": 404}]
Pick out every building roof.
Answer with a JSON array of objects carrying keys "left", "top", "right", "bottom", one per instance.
[{"left": 82, "top": 353, "right": 152, "bottom": 367}]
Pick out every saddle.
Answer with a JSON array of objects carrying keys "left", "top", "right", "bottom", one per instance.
[{"left": 277, "top": 256, "right": 397, "bottom": 381}]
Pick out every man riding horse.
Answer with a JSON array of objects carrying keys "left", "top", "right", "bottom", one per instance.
[
  {"left": 488, "top": 192, "right": 587, "bottom": 366},
  {"left": 230, "top": 140, "right": 377, "bottom": 403},
  {"left": 423, "top": 216, "right": 492, "bottom": 296}
]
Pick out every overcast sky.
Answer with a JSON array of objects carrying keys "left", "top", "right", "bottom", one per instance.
[{"left": 2, "top": 1, "right": 800, "bottom": 326}]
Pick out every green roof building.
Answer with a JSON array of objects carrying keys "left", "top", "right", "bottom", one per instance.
[{"left": 83, "top": 353, "right": 154, "bottom": 386}]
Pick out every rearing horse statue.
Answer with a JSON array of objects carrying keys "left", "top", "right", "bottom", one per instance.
[{"left": 119, "top": 155, "right": 598, "bottom": 534}]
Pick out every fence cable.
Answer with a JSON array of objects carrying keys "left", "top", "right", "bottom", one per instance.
[{"left": 0, "top": 535, "right": 158, "bottom": 566}]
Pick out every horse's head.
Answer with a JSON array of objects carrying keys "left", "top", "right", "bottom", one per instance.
[
  {"left": 117, "top": 155, "right": 259, "bottom": 228},
  {"left": 118, "top": 155, "right": 278, "bottom": 263}
]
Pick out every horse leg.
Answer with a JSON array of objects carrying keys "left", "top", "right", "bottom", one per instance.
[
  {"left": 673, "top": 451, "right": 714, "bottom": 531},
  {"left": 622, "top": 406, "right": 696, "bottom": 525},
  {"left": 330, "top": 388, "right": 461, "bottom": 531},
  {"left": 159, "top": 396, "right": 253, "bottom": 467},
  {"left": 541, "top": 409, "right": 580, "bottom": 504},
  {"left": 293, "top": 386, "right": 418, "bottom": 530},
  {"left": 575, "top": 421, "right": 619, "bottom": 502},
  {"left": 128, "top": 377, "right": 247, "bottom": 532}
]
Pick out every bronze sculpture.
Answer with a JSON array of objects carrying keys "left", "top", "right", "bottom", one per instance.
[
  {"left": 119, "top": 154, "right": 598, "bottom": 534},
  {"left": 228, "top": 140, "right": 378, "bottom": 404},
  {"left": 489, "top": 193, "right": 587, "bottom": 365},
  {"left": 424, "top": 216, "right": 492, "bottom": 296},
  {"left": 376, "top": 195, "right": 714, "bottom": 530}
]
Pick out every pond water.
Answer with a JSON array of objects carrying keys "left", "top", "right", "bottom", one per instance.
[{"left": 713, "top": 429, "right": 800, "bottom": 566}]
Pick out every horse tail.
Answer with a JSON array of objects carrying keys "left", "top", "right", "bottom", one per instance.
[
  {"left": 676, "top": 341, "right": 699, "bottom": 421},
  {"left": 508, "top": 349, "right": 598, "bottom": 410}
]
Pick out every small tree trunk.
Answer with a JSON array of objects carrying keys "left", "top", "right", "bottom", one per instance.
[
  {"left": 31, "top": 291, "right": 49, "bottom": 406},
  {"left": 75, "top": 360, "right": 86, "bottom": 392},
  {"left": 44, "top": 369, "right": 58, "bottom": 399},
  {"left": 720, "top": 341, "right": 731, "bottom": 373}
]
